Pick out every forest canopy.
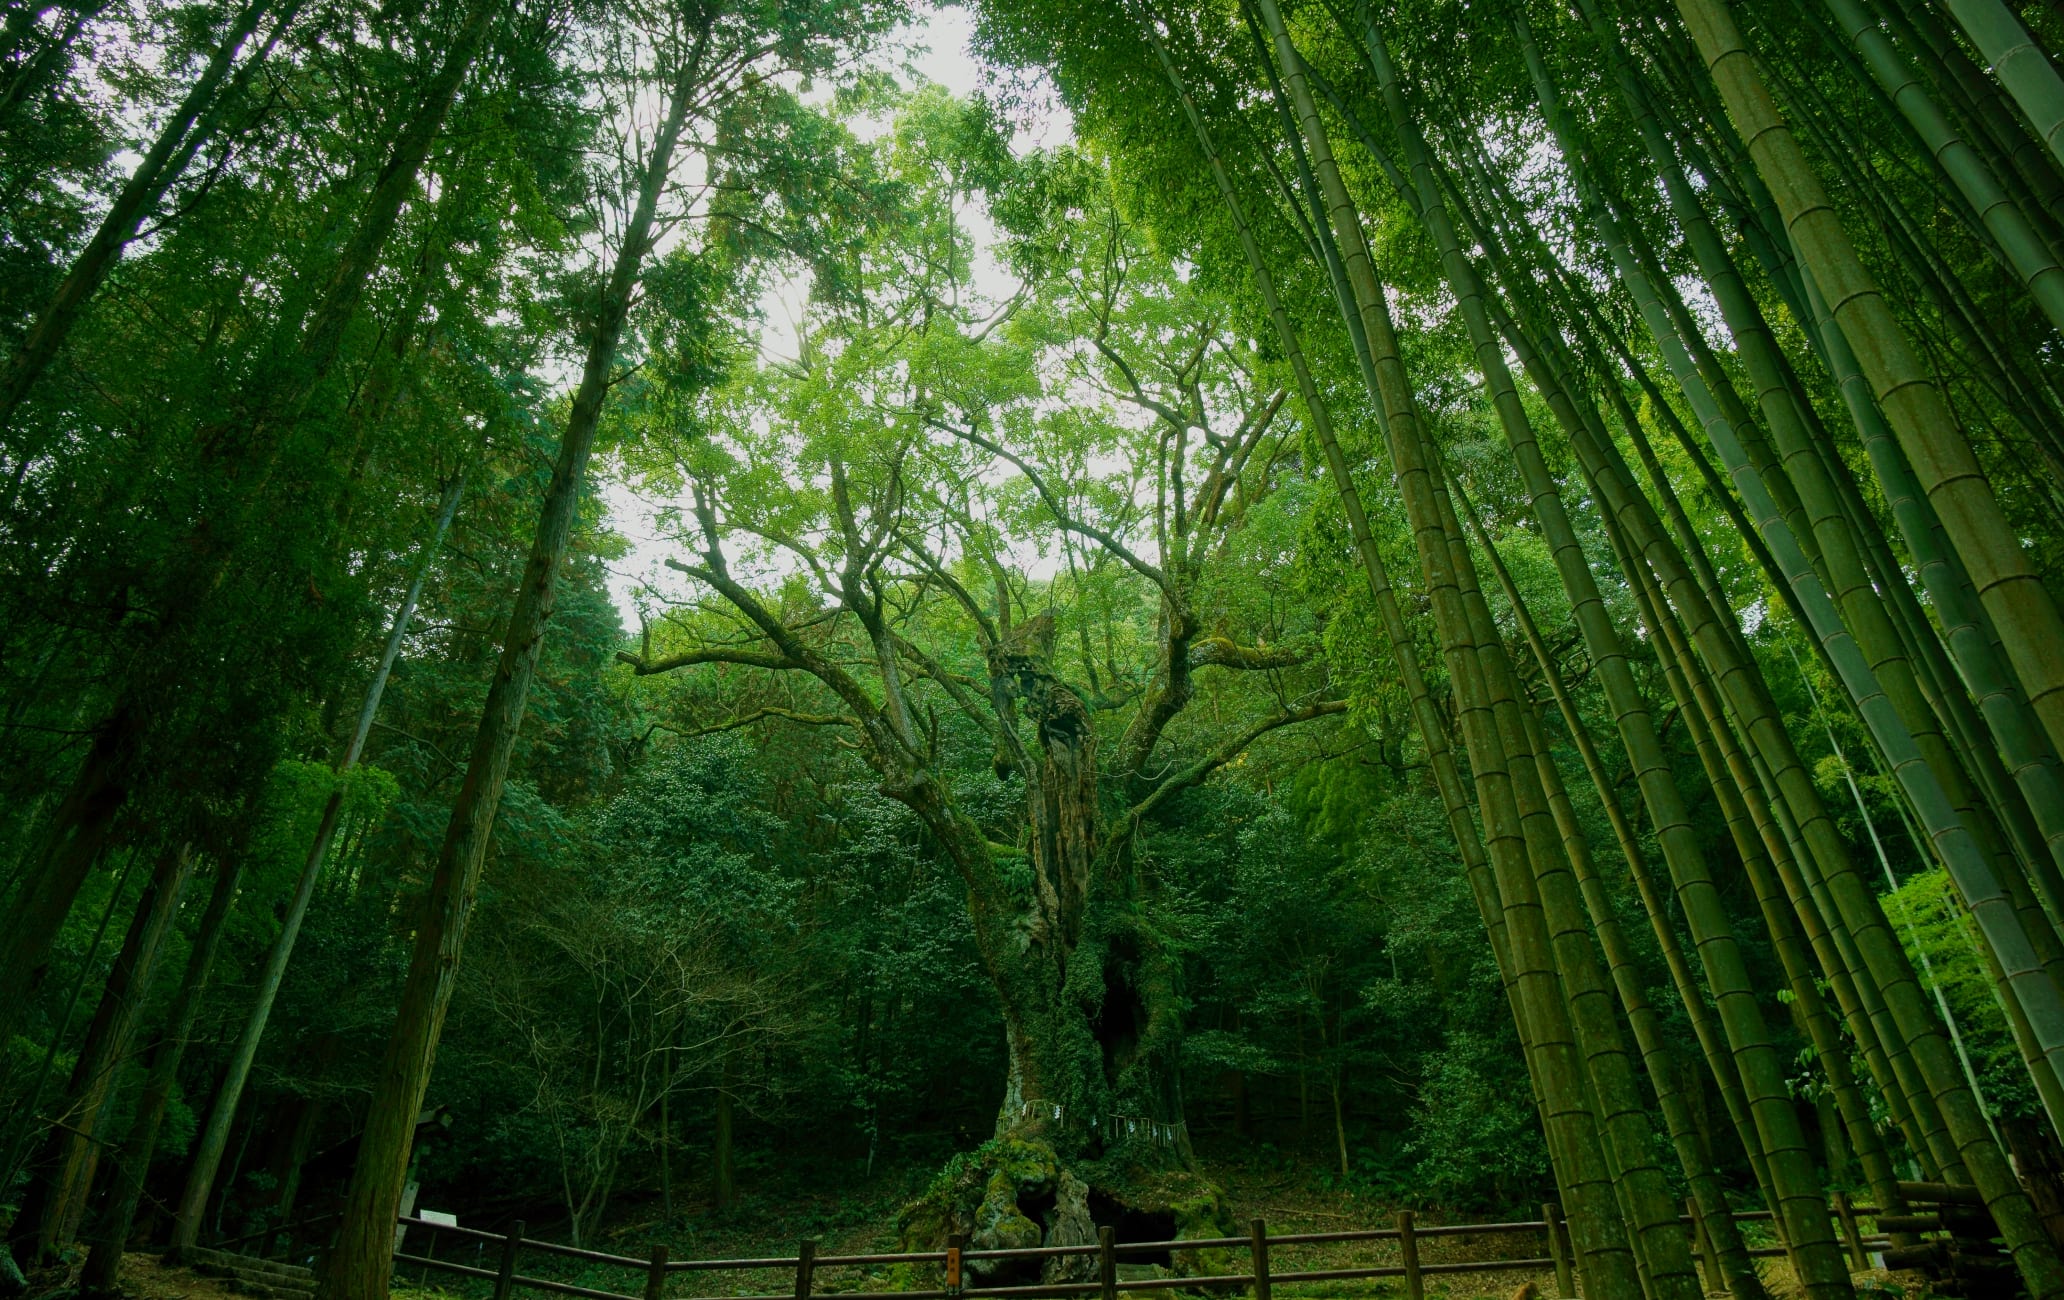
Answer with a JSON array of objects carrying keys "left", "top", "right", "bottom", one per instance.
[{"left": 7, "top": 2, "right": 2064, "bottom": 1300}]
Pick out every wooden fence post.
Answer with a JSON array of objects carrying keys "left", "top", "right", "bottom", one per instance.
[
  {"left": 795, "top": 1240, "right": 817, "bottom": 1300},
  {"left": 1544, "top": 1202, "right": 1575, "bottom": 1300},
  {"left": 1248, "top": 1219, "right": 1270, "bottom": 1300},
  {"left": 946, "top": 1233, "right": 964, "bottom": 1298},
  {"left": 1832, "top": 1193, "right": 1867, "bottom": 1271},
  {"left": 645, "top": 1243, "right": 669, "bottom": 1300},
  {"left": 1100, "top": 1226, "right": 1118, "bottom": 1300},
  {"left": 1397, "top": 1210, "right": 1423, "bottom": 1300},
  {"left": 1684, "top": 1197, "right": 1716, "bottom": 1295},
  {"left": 493, "top": 1221, "right": 524, "bottom": 1300}
]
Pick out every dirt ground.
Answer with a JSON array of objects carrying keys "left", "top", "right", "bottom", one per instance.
[
  {"left": 16, "top": 1254, "right": 455, "bottom": 1300},
  {"left": 11, "top": 1253, "right": 244, "bottom": 1300}
]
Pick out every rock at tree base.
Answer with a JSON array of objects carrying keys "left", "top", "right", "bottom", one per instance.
[{"left": 897, "top": 1137, "right": 1236, "bottom": 1290}]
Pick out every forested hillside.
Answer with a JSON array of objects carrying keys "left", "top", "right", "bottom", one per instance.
[{"left": 7, "top": 0, "right": 2064, "bottom": 1299}]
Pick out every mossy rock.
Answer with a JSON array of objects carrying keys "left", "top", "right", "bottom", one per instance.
[{"left": 1173, "top": 1186, "right": 1242, "bottom": 1291}]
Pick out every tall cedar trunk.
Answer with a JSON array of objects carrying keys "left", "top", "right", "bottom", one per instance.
[
  {"left": 0, "top": 847, "right": 139, "bottom": 1202},
  {"left": 78, "top": 857, "right": 243, "bottom": 1296},
  {"left": 0, "top": 0, "right": 496, "bottom": 1060},
  {"left": 982, "top": 612, "right": 1192, "bottom": 1149},
  {"left": 169, "top": 473, "right": 464, "bottom": 1257},
  {"left": 314, "top": 32, "right": 704, "bottom": 1300},
  {"left": 714, "top": 1084, "right": 734, "bottom": 1211},
  {"left": 12, "top": 843, "right": 196, "bottom": 1264}
]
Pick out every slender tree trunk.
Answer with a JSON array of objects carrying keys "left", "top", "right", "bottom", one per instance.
[
  {"left": 1144, "top": 21, "right": 1568, "bottom": 1227},
  {"left": 1823, "top": 0, "right": 2064, "bottom": 336},
  {"left": 1797, "top": 244, "right": 2064, "bottom": 897},
  {"left": 78, "top": 857, "right": 243, "bottom": 1296},
  {"left": 1395, "top": 20, "right": 1831, "bottom": 1274},
  {"left": 0, "top": 2, "right": 57, "bottom": 68},
  {"left": 715, "top": 1076, "right": 735, "bottom": 1212},
  {"left": 1621, "top": 62, "right": 2064, "bottom": 1108},
  {"left": 659, "top": 1067, "right": 672, "bottom": 1223},
  {"left": 1879, "top": 0, "right": 2064, "bottom": 232},
  {"left": 1535, "top": 28, "right": 2061, "bottom": 1293},
  {"left": 0, "top": 710, "right": 141, "bottom": 1056},
  {"left": 1471, "top": 68, "right": 1952, "bottom": 1186},
  {"left": 314, "top": 30, "right": 705, "bottom": 1299},
  {"left": 1328, "top": 1067, "right": 1348, "bottom": 1181},
  {"left": 0, "top": 848, "right": 141, "bottom": 1201},
  {"left": 268, "top": 1097, "right": 323, "bottom": 1259},
  {"left": 1602, "top": 1, "right": 2055, "bottom": 979},
  {"left": 1675, "top": 3, "right": 2064, "bottom": 1249},
  {"left": 169, "top": 473, "right": 464, "bottom": 1259},
  {"left": 11, "top": 843, "right": 196, "bottom": 1265},
  {"left": 0, "top": 0, "right": 103, "bottom": 129}
]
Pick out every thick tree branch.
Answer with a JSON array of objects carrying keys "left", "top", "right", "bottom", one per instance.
[
  {"left": 1092, "top": 337, "right": 1193, "bottom": 432},
  {"left": 1129, "top": 699, "right": 1347, "bottom": 823},
  {"left": 929, "top": 416, "right": 1169, "bottom": 591},
  {"left": 1197, "top": 388, "right": 1286, "bottom": 531},
  {"left": 654, "top": 708, "right": 856, "bottom": 739},
  {"left": 891, "top": 632, "right": 1000, "bottom": 740},
  {"left": 614, "top": 644, "right": 797, "bottom": 675},
  {"left": 1187, "top": 635, "right": 1308, "bottom": 671},
  {"left": 666, "top": 505, "right": 913, "bottom": 765}
]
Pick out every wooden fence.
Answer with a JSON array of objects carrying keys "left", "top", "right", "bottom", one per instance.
[{"left": 386, "top": 1199, "right": 1903, "bottom": 1300}]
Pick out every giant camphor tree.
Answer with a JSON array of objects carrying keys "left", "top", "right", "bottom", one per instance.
[{"left": 615, "top": 92, "right": 1349, "bottom": 1248}]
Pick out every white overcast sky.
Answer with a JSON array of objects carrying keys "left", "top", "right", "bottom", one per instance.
[{"left": 597, "top": 3, "right": 1072, "bottom": 627}]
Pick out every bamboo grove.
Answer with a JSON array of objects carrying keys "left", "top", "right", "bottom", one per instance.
[
  {"left": 972, "top": 0, "right": 2064, "bottom": 1298},
  {"left": 7, "top": 0, "right": 2064, "bottom": 1299}
]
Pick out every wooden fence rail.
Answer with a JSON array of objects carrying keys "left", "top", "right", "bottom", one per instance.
[{"left": 384, "top": 1201, "right": 1906, "bottom": 1300}]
